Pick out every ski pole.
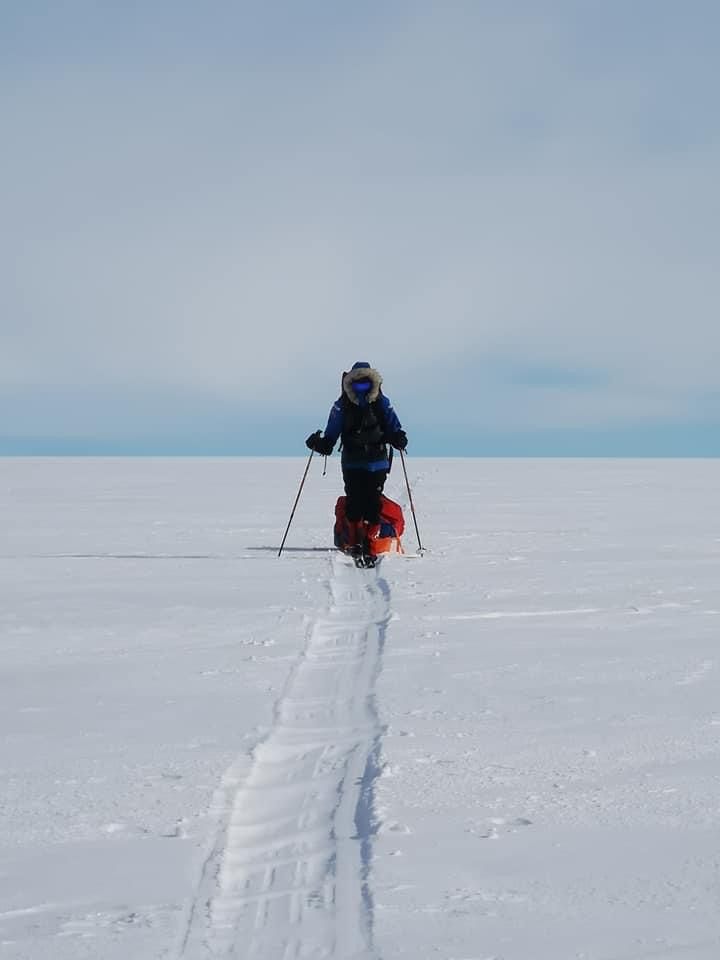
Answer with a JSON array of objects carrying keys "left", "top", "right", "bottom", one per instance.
[
  {"left": 278, "top": 450, "right": 314, "bottom": 557},
  {"left": 399, "top": 449, "right": 424, "bottom": 554}
]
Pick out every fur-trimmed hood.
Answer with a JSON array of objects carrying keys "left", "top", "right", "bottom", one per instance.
[{"left": 342, "top": 365, "right": 383, "bottom": 405}]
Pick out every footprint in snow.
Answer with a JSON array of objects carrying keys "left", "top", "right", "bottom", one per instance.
[{"left": 467, "top": 816, "right": 532, "bottom": 839}]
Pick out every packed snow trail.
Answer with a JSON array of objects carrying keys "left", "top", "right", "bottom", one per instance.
[{"left": 180, "top": 554, "right": 390, "bottom": 959}]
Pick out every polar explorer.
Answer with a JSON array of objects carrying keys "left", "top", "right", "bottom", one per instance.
[{"left": 306, "top": 362, "right": 408, "bottom": 563}]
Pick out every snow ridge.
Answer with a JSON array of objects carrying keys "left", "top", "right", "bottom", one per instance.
[{"left": 180, "top": 554, "right": 390, "bottom": 959}]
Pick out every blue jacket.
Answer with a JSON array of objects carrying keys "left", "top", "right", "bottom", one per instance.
[
  {"left": 323, "top": 393, "right": 403, "bottom": 471},
  {"left": 317, "top": 365, "right": 405, "bottom": 471}
]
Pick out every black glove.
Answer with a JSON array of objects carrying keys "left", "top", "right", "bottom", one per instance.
[
  {"left": 306, "top": 430, "right": 334, "bottom": 455},
  {"left": 390, "top": 429, "right": 408, "bottom": 451}
]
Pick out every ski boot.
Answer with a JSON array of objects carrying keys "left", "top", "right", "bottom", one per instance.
[
  {"left": 356, "top": 521, "right": 378, "bottom": 568},
  {"left": 344, "top": 520, "right": 365, "bottom": 566}
]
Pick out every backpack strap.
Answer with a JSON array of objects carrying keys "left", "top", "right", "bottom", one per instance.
[
  {"left": 336, "top": 392, "right": 346, "bottom": 452},
  {"left": 372, "top": 392, "right": 389, "bottom": 439}
]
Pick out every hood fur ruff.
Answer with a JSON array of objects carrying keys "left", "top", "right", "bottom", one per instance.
[{"left": 343, "top": 366, "right": 382, "bottom": 405}]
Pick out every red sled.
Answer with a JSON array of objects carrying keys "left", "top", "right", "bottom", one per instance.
[{"left": 334, "top": 495, "right": 405, "bottom": 557}]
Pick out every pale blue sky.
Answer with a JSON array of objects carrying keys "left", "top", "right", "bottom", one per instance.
[{"left": 2, "top": 1, "right": 719, "bottom": 455}]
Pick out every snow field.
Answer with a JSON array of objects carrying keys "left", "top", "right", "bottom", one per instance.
[{"left": 2, "top": 457, "right": 720, "bottom": 959}]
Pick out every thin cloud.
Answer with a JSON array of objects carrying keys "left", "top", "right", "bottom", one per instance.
[{"left": 1, "top": 2, "right": 719, "bottom": 450}]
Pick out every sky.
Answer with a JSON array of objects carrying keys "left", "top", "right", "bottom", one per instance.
[{"left": 2, "top": 1, "right": 719, "bottom": 456}]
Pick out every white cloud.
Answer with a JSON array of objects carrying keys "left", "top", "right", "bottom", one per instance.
[{"left": 1, "top": 3, "right": 719, "bottom": 436}]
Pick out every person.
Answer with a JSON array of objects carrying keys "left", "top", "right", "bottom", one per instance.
[{"left": 306, "top": 362, "right": 407, "bottom": 548}]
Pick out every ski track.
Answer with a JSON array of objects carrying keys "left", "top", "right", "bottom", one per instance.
[{"left": 180, "top": 554, "right": 390, "bottom": 960}]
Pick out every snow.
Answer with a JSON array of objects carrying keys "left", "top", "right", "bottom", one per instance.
[{"left": 1, "top": 457, "right": 720, "bottom": 960}]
